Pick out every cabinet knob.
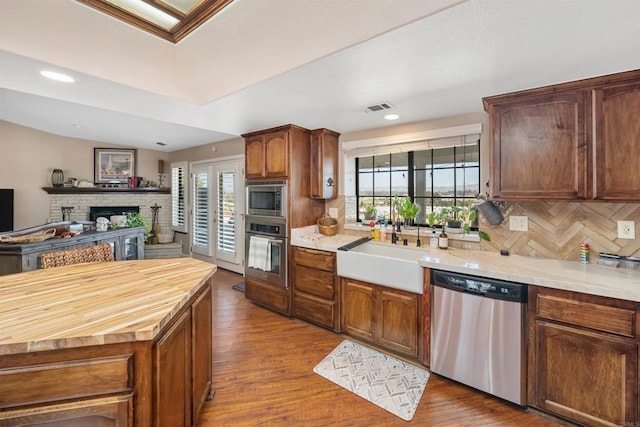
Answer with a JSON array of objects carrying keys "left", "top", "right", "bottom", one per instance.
[{"left": 326, "top": 177, "right": 334, "bottom": 187}]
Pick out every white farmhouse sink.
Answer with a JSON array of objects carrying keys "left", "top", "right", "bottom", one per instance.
[{"left": 336, "top": 242, "right": 425, "bottom": 294}]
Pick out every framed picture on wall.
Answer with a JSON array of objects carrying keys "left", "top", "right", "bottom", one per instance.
[{"left": 94, "top": 148, "right": 137, "bottom": 184}]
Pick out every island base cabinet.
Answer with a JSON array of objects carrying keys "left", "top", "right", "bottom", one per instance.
[
  {"left": 0, "top": 395, "right": 133, "bottom": 427},
  {"left": 528, "top": 286, "right": 639, "bottom": 426},
  {"left": 341, "top": 278, "right": 420, "bottom": 359},
  {"left": 154, "top": 285, "right": 212, "bottom": 427}
]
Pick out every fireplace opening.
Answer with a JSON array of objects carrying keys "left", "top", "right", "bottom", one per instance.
[{"left": 89, "top": 206, "right": 140, "bottom": 221}]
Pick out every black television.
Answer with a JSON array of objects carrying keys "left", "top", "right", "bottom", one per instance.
[{"left": 0, "top": 189, "right": 14, "bottom": 232}]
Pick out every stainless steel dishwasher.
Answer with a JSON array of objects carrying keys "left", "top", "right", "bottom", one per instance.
[{"left": 430, "top": 269, "right": 527, "bottom": 406}]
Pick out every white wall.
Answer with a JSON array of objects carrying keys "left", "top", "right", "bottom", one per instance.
[{"left": 0, "top": 120, "right": 169, "bottom": 230}]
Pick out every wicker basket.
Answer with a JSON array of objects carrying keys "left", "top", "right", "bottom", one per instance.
[
  {"left": 0, "top": 228, "right": 56, "bottom": 244},
  {"left": 317, "top": 215, "right": 338, "bottom": 236}
]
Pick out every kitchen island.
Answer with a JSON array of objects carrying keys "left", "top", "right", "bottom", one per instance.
[{"left": 0, "top": 258, "right": 216, "bottom": 426}]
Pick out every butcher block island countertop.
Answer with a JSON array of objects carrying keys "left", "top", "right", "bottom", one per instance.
[{"left": 0, "top": 258, "right": 217, "bottom": 426}]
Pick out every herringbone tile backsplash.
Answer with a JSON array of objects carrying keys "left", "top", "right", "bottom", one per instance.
[{"left": 479, "top": 201, "right": 640, "bottom": 261}]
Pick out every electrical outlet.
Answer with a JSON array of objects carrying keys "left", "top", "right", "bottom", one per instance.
[
  {"left": 618, "top": 220, "right": 636, "bottom": 239},
  {"left": 509, "top": 216, "right": 528, "bottom": 232},
  {"left": 328, "top": 208, "right": 338, "bottom": 218}
]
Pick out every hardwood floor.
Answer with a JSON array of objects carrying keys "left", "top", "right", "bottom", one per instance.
[{"left": 198, "top": 268, "right": 569, "bottom": 426}]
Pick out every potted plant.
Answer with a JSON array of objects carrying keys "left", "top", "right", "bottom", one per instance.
[
  {"left": 124, "top": 212, "right": 152, "bottom": 242},
  {"left": 463, "top": 210, "right": 491, "bottom": 241},
  {"left": 434, "top": 206, "right": 465, "bottom": 229},
  {"left": 394, "top": 195, "right": 420, "bottom": 226},
  {"left": 361, "top": 202, "right": 377, "bottom": 220}
]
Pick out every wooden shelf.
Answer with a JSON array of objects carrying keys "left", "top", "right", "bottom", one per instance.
[{"left": 42, "top": 187, "right": 170, "bottom": 194}]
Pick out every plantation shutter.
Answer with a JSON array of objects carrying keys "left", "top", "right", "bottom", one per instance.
[
  {"left": 217, "top": 170, "right": 236, "bottom": 255},
  {"left": 192, "top": 165, "right": 210, "bottom": 255},
  {"left": 171, "top": 161, "right": 188, "bottom": 233}
]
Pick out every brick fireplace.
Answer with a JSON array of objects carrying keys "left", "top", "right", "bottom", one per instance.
[{"left": 49, "top": 193, "right": 171, "bottom": 233}]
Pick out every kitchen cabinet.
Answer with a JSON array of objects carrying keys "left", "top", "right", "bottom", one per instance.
[
  {"left": 0, "top": 263, "right": 214, "bottom": 426},
  {"left": 245, "top": 130, "right": 289, "bottom": 179},
  {"left": 593, "top": 80, "right": 640, "bottom": 200},
  {"left": 483, "top": 69, "right": 640, "bottom": 201},
  {"left": 155, "top": 285, "right": 212, "bottom": 427},
  {"left": 528, "top": 286, "right": 639, "bottom": 426},
  {"left": 341, "top": 277, "right": 421, "bottom": 359},
  {"left": 243, "top": 124, "right": 326, "bottom": 317},
  {"left": 292, "top": 247, "right": 340, "bottom": 331},
  {"left": 310, "top": 128, "right": 340, "bottom": 199}
]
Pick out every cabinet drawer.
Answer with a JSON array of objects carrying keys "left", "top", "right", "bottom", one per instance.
[
  {"left": 294, "top": 248, "right": 335, "bottom": 272},
  {"left": 294, "top": 266, "right": 335, "bottom": 300},
  {"left": 0, "top": 355, "right": 133, "bottom": 409},
  {"left": 245, "top": 277, "right": 289, "bottom": 314},
  {"left": 293, "top": 292, "right": 336, "bottom": 330},
  {"left": 536, "top": 293, "right": 635, "bottom": 338}
]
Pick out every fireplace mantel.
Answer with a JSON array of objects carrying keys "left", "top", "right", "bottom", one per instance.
[{"left": 42, "top": 187, "right": 170, "bottom": 194}]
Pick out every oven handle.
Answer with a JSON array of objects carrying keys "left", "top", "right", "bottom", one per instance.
[{"left": 268, "top": 239, "right": 283, "bottom": 244}]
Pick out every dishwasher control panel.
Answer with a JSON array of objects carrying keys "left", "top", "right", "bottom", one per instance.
[{"left": 431, "top": 270, "right": 527, "bottom": 302}]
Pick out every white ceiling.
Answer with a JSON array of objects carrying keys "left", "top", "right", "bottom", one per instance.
[{"left": 1, "top": 0, "right": 639, "bottom": 152}]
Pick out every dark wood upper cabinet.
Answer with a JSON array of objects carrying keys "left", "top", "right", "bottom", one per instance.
[
  {"left": 310, "top": 128, "right": 340, "bottom": 199},
  {"left": 484, "top": 69, "right": 640, "bottom": 201},
  {"left": 244, "top": 131, "right": 289, "bottom": 179},
  {"left": 593, "top": 80, "right": 640, "bottom": 200}
]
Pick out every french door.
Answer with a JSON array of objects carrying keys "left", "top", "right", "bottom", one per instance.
[{"left": 191, "top": 158, "right": 243, "bottom": 273}]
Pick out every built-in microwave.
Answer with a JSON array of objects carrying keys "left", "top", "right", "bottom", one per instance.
[{"left": 246, "top": 181, "right": 287, "bottom": 217}]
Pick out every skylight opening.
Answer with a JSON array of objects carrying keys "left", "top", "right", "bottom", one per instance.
[{"left": 106, "top": 0, "right": 180, "bottom": 30}]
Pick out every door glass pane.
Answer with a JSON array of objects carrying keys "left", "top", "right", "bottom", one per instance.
[
  {"left": 217, "top": 171, "right": 235, "bottom": 255},
  {"left": 193, "top": 171, "right": 209, "bottom": 248}
]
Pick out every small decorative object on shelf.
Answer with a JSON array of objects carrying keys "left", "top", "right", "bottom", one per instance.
[
  {"left": 51, "top": 169, "right": 64, "bottom": 187},
  {"left": 149, "top": 203, "right": 161, "bottom": 244},
  {"left": 61, "top": 206, "right": 74, "bottom": 221}
]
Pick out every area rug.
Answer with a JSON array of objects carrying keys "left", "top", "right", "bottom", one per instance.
[
  {"left": 232, "top": 282, "right": 245, "bottom": 292},
  {"left": 313, "top": 339, "right": 429, "bottom": 421}
]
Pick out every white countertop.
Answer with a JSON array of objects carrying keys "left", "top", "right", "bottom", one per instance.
[
  {"left": 291, "top": 226, "right": 640, "bottom": 302},
  {"left": 419, "top": 247, "right": 640, "bottom": 302},
  {"left": 291, "top": 226, "right": 363, "bottom": 252}
]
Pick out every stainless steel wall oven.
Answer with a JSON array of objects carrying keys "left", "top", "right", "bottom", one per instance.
[{"left": 245, "top": 215, "right": 288, "bottom": 288}]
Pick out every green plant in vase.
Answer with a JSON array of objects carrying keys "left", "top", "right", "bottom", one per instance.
[
  {"left": 125, "top": 212, "right": 152, "bottom": 242},
  {"left": 394, "top": 194, "right": 420, "bottom": 227}
]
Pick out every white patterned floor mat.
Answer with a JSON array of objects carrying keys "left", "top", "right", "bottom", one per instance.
[{"left": 313, "top": 339, "right": 430, "bottom": 421}]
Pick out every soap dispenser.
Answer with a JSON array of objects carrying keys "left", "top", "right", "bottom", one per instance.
[{"left": 430, "top": 230, "right": 438, "bottom": 248}]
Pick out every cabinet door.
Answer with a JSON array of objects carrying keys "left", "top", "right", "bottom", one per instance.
[
  {"left": 0, "top": 394, "right": 133, "bottom": 427},
  {"left": 533, "top": 321, "right": 638, "bottom": 426},
  {"left": 593, "top": 81, "right": 640, "bottom": 200},
  {"left": 341, "top": 279, "right": 376, "bottom": 342},
  {"left": 310, "top": 129, "right": 339, "bottom": 199},
  {"left": 264, "top": 132, "right": 288, "bottom": 178},
  {"left": 191, "top": 285, "right": 212, "bottom": 422},
  {"left": 490, "top": 92, "right": 588, "bottom": 199},
  {"left": 155, "top": 310, "right": 191, "bottom": 427},
  {"left": 245, "top": 137, "right": 266, "bottom": 179},
  {"left": 378, "top": 288, "right": 419, "bottom": 358}
]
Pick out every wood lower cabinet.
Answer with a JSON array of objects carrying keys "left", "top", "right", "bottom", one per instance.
[
  {"left": 483, "top": 68, "right": 640, "bottom": 201},
  {"left": 245, "top": 277, "right": 290, "bottom": 315},
  {"left": 528, "top": 286, "right": 639, "bottom": 426},
  {"left": 421, "top": 268, "right": 431, "bottom": 367},
  {"left": 155, "top": 285, "right": 212, "bottom": 427},
  {"left": 292, "top": 247, "right": 340, "bottom": 331},
  {"left": 341, "top": 278, "right": 421, "bottom": 359}
]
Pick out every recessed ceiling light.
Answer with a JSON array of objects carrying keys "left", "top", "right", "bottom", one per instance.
[
  {"left": 384, "top": 114, "right": 400, "bottom": 121},
  {"left": 40, "top": 70, "right": 75, "bottom": 83}
]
